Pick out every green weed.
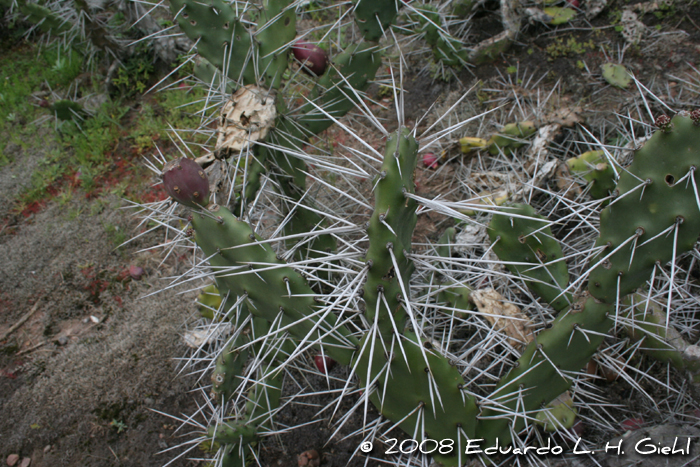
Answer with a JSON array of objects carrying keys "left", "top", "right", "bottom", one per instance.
[
  {"left": 111, "top": 44, "right": 155, "bottom": 96},
  {"left": 110, "top": 419, "right": 127, "bottom": 433},
  {"left": 545, "top": 36, "right": 596, "bottom": 60},
  {"left": 132, "top": 86, "right": 209, "bottom": 150},
  {"left": 104, "top": 222, "right": 128, "bottom": 249},
  {"left": 1, "top": 39, "right": 208, "bottom": 213}
]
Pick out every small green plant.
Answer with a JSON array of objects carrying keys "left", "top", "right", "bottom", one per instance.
[
  {"left": 111, "top": 44, "right": 155, "bottom": 96},
  {"left": 110, "top": 418, "right": 127, "bottom": 433},
  {"left": 653, "top": 2, "right": 676, "bottom": 20},
  {"left": 546, "top": 36, "right": 596, "bottom": 60}
]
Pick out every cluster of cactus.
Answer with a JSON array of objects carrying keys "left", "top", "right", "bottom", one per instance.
[
  {"left": 163, "top": 96, "right": 700, "bottom": 467},
  {"left": 138, "top": 0, "right": 700, "bottom": 465}
]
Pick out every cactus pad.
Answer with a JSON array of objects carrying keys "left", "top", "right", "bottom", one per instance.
[
  {"left": 488, "top": 121, "right": 537, "bottom": 155},
  {"left": 566, "top": 150, "right": 617, "bottom": 200},
  {"left": 354, "top": 331, "right": 478, "bottom": 467},
  {"left": 191, "top": 204, "right": 358, "bottom": 365},
  {"left": 588, "top": 115, "right": 700, "bottom": 303},
  {"left": 353, "top": 0, "right": 399, "bottom": 41},
  {"left": 362, "top": 128, "right": 418, "bottom": 338},
  {"left": 169, "top": 0, "right": 256, "bottom": 85},
  {"left": 489, "top": 204, "right": 571, "bottom": 311}
]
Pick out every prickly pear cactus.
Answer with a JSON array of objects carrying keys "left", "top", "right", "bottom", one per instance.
[
  {"left": 138, "top": 0, "right": 700, "bottom": 464},
  {"left": 154, "top": 100, "right": 700, "bottom": 466}
]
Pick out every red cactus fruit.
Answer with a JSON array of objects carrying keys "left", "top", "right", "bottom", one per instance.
[
  {"left": 422, "top": 152, "right": 439, "bottom": 169},
  {"left": 570, "top": 419, "right": 584, "bottom": 436},
  {"left": 566, "top": 0, "right": 580, "bottom": 7},
  {"left": 161, "top": 158, "right": 210, "bottom": 208},
  {"left": 292, "top": 41, "right": 328, "bottom": 76},
  {"left": 314, "top": 355, "right": 335, "bottom": 374}
]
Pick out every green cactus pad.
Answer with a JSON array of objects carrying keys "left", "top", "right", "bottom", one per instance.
[
  {"left": 436, "top": 227, "right": 456, "bottom": 260},
  {"left": 193, "top": 55, "right": 235, "bottom": 93},
  {"left": 249, "top": 43, "right": 381, "bottom": 254},
  {"left": 412, "top": 5, "right": 467, "bottom": 67},
  {"left": 229, "top": 149, "right": 268, "bottom": 217},
  {"left": 209, "top": 421, "right": 257, "bottom": 450},
  {"left": 353, "top": 0, "right": 400, "bottom": 41},
  {"left": 452, "top": 0, "right": 477, "bottom": 18},
  {"left": 249, "top": 125, "right": 338, "bottom": 260},
  {"left": 535, "top": 392, "right": 577, "bottom": 432},
  {"left": 467, "top": 31, "right": 513, "bottom": 65},
  {"left": 588, "top": 115, "right": 700, "bottom": 303},
  {"left": 249, "top": 43, "right": 381, "bottom": 256},
  {"left": 437, "top": 284, "right": 473, "bottom": 317},
  {"left": 297, "top": 42, "right": 382, "bottom": 135},
  {"left": 601, "top": 63, "right": 631, "bottom": 89},
  {"left": 434, "top": 228, "right": 473, "bottom": 315},
  {"left": 488, "top": 204, "right": 571, "bottom": 312},
  {"left": 169, "top": 0, "right": 256, "bottom": 85},
  {"left": 623, "top": 292, "right": 700, "bottom": 381},
  {"left": 191, "top": 204, "right": 358, "bottom": 365},
  {"left": 362, "top": 128, "right": 419, "bottom": 338},
  {"left": 212, "top": 338, "right": 250, "bottom": 399},
  {"left": 354, "top": 331, "right": 478, "bottom": 467},
  {"left": 256, "top": 0, "right": 296, "bottom": 89},
  {"left": 208, "top": 368, "right": 283, "bottom": 465},
  {"left": 478, "top": 296, "right": 613, "bottom": 446},
  {"left": 197, "top": 284, "right": 223, "bottom": 319},
  {"left": 480, "top": 116, "right": 700, "bottom": 446},
  {"left": 14, "top": 0, "right": 71, "bottom": 34},
  {"left": 543, "top": 7, "right": 575, "bottom": 25},
  {"left": 566, "top": 150, "right": 617, "bottom": 200}
]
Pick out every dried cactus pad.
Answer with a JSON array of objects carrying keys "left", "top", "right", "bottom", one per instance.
[{"left": 215, "top": 85, "right": 277, "bottom": 158}]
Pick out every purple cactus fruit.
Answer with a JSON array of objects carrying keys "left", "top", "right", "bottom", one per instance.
[
  {"left": 161, "top": 157, "right": 210, "bottom": 208},
  {"left": 292, "top": 41, "right": 328, "bottom": 76},
  {"left": 570, "top": 419, "right": 584, "bottom": 436}
]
